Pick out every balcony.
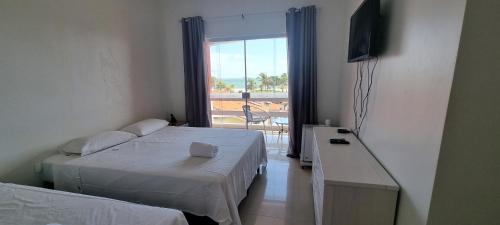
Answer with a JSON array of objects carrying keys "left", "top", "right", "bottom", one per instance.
[{"left": 210, "top": 92, "right": 288, "bottom": 131}]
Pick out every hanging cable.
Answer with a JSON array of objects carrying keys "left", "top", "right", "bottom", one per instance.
[
  {"left": 353, "top": 62, "right": 358, "bottom": 131},
  {"left": 356, "top": 57, "right": 378, "bottom": 134},
  {"left": 360, "top": 59, "right": 369, "bottom": 116},
  {"left": 353, "top": 62, "right": 360, "bottom": 135},
  {"left": 359, "top": 60, "right": 364, "bottom": 117}
]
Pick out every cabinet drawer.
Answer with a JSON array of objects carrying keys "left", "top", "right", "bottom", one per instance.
[
  {"left": 301, "top": 125, "right": 314, "bottom": 162},
  {"left": 312, "top": 135, "right": 324, "bottom": 225},
  {"left": 313, "top": 181, "right": 323, "bottom": 225}
]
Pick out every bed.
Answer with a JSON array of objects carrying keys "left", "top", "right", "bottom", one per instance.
[
  {"left": 41, "top": 153, "right": 79, "bottom": 183},
  {"left": 49, "top": 126, "right": 268, "bottom": 225},
  {"left": 0, "top": 182, "right": 188, "bottom": 225}
]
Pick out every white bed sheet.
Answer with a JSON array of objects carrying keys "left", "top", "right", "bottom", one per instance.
[
  {"left": 41, "top": 154, "right": 79, "bottom": 182},
  {"left": 53, "top": 127, "right": 267, "bottom": 225},
  {"left": 0, "top": 182, "right": 188, "bottom": 225}
]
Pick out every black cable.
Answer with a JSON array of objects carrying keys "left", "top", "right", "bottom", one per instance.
[
  {"left": 360, "top": 58, "right": 370, "bottom": 127},
  {"left": 353, "top": 62, "right": 360, "bottom": 135},
  {"left": 360, "top": 60, "right": 366, "bottom": 134},
  {"left": 357, "top": 60, "right": 365, "bottom": 135},
  {"left": 355, "top": 61, "right": 363, "bottom": 133},
  {"left": 358, "top": 59, "right": 369, "bottom": 133},
  {"left": 360, "top": 59, "right": 368, "bottom": 117},
  {"left": 358, "top": 57, "right": 378, "bottom": 133},
  {"left": 359, "top": 60, "right": 364, "bottom": 117},
  {"left": 353, "top": 57, "right": 381, "bottom": 136},
  {"left": 363, "top": 57, "right": 377, "bottom": 109}
]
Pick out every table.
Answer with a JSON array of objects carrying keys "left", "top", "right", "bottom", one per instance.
[{"left": 273, "top": 117, "right": 289, "bottom": 135}]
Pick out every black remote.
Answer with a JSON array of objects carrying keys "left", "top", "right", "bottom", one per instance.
[
  {"left": 330, "top": 138, "right": 350, "bottom": 144},
  {"left": 337, "top": 128, "right": 351, "bottom": 134}
]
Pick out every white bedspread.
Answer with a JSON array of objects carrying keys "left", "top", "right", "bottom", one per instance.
[
  {"left": 0, "top": 182, "right": 188, "bottom": 225},
  {"left": 53, "top": 127, "right": 267, "bottom": 225},
  {"left": 41, "top": 154, "right": 79, "bottom": 182}
]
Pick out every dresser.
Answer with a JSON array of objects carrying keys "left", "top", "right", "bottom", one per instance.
[
  {"left": 301, "top": 124, "right": 332, "bottom": 167},
  {"left": 312, "top": 127, "right": 399, "bottom": 225},
  {"left": 301, "top": 124, "right": 329, "bottom": 167}
]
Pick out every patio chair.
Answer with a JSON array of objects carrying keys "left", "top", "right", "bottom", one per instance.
[{"left": 242, "top": 105, "right": 271, "bottom": 136}]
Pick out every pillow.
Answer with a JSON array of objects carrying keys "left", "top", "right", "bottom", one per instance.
[
  {"left": 60, "top": 131, "right": 137, "bottom": 156},
  {"left": 121, "top": 119, "right": 169, "bottom": 136}
]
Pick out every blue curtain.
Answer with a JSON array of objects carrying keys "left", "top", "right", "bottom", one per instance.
[
  {"left": 182, "top": 16, "right": 211, "bottom": 127},
  {"left": 286, "top": 6, "right": 318, "bottom": 157}
]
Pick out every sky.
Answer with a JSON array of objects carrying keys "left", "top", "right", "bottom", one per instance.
[{"left": 209, "top": 37, "right": 288, "bottom": 80}]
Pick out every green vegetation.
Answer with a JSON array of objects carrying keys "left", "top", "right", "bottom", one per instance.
[
  {"left": 257, "top": 73, "right": 270, "bottom": 91},
  {"left": 247, "top": 78, "right": 257, "bottom": 91},
  {"left": 224, "top": 84, "right": 235, "bottom": 93},
  {"left": 270, "top": 76, "right": 280, "bottom": 92},
  {"left": 211, "top": 73, "right": 288, "bottom": 93},
  {"left": 279, "top": 73, "right": 288, "bottom": 92},
  {"left": 211, "top": 76, "right": 228, "bottom": 91}
]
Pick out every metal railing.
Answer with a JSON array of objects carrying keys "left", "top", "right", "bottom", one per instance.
[{"left": 210, "top": 92, "right": 288, "bottom": 130}]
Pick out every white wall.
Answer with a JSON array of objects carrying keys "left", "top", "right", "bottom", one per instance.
[
  {"left": 0, "top": 0, "right": 165, "bottom": 186},
  {"left": 339, "top": 0, "right": 466, "bottom": 224},
  {"left": 160, "top": 0, "right": 348, "bottom": 124},
  {"left": 428, "top": 1, "right": 500, "bottom": 224}
]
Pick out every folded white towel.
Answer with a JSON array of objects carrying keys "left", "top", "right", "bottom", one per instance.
[{"left": 189, "top": 142, "right": 218, "bottom": 158}]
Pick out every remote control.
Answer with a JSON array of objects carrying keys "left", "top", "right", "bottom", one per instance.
[
  {"left": 330, "top": 138, "right": 350, "bottom": 144},
  {"left": 337, "top": 128, "right": 351, "bottom": 134}
]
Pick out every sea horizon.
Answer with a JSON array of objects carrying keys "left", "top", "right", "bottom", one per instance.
[{"left": 220, "top": 78, "right": 246, "bottom": 90}]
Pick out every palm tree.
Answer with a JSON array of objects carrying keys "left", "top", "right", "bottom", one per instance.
[
  {"left": 257, "top": 73, "right": 272, "bottom": 91},
  {"left": 270, "top": 76, "right": 280, "bottom": 93},
  {"left": 215, "top": 80, "right": 226, "bottom": 91},
  {"left": 247, "top": 78, "right": 257, "bottom": 91},
  {"left": 224, "top": 84, "right": 235, "bottom": 93},
  {"left": 210, "top": 76, "right": 217, "bottom": 90},
  {"left": 279, "top": 73, "right": 288, "bottom": 92},
  {"left": 257, "top": 73, "right": 266, "bottom": 91}
]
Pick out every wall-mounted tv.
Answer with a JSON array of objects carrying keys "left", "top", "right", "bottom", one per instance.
[{"left": 348, "top": 0, "right": 380, "bottom": 63}]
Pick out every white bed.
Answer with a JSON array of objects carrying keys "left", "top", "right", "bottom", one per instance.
[
  {"left": 0, "top": 182, "right": 188, "bottom": 225},
  {"left": 41, "top": 153, "right": 79, "bottom": 183},
  {"left": 51, "top": 127, "right": 267, "bottom": 225}
]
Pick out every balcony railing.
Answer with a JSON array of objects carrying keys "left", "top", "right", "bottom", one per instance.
[{"left": 210, "top": 92, "right": 288, "bottom": 131}]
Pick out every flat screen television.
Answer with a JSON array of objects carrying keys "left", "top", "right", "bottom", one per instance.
[{"left": 348, "top": 0, "right": 380, "bottom": 63}]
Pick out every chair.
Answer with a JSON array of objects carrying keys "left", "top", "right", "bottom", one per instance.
[{"left": 242, "top": 105, "right": 271, "bottom": 136}]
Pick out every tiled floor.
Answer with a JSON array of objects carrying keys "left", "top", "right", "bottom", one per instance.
[{"left": 238, "top": 132, "right": 315, "bottom": 225}]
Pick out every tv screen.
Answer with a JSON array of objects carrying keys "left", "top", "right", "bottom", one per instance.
[{"left": 348, "top": 0, "right": 380, "bottom": 63}]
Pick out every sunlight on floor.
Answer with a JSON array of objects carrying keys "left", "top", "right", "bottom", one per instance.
[
  {"left": 263, "top": 132, "right": 290, "bottom": 161},
  {"left": 238, "top": 131, "right": 315, "bottom": 225}
]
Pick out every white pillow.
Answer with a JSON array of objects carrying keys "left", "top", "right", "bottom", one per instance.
[
  {"left": 61, "top": 131, "right": 137, "bottom": 156},
  {"left": 121, "top": 119, "right": 169, "bottom": 136}
]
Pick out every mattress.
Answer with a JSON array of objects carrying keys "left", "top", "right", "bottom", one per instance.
[
  {"left": 41, "top": 153, "right": 79, "bottom": 182},
  {"left": 0, "top": 182, "right": 188, "bottom": 225},
  {"left": 53, "top": 127, "right": 267, "bottom": 225}
]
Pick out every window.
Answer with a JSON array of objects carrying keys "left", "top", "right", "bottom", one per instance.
[{"left": 208, "top": 38, "right": 288, "bottom": 130}]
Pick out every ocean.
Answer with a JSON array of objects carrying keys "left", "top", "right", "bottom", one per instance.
[{"left": 220, "top": 78, "right": 246, "bottom": 90}]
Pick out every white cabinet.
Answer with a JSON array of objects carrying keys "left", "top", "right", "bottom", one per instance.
[
  {"left": 312, "top": 127, "right": 399, "bottom": 225},
  {"left": 301, "top": 124, "right": 328, "bottom": 167},
  {"left": 300, "top": 124, "right": 314, "bottom": 167}
]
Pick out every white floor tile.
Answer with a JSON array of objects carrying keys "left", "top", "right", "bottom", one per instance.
[{"left": 239, "top": 133, "right": 314, "bottom": 225}]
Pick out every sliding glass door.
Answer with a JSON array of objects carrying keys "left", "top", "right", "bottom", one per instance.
[
  {"left": 209, "top": 41, "right": 246, "bottom": 128},
  {"left": 208, "top": 37, "right": 288, "bottom": 132},
  {"left": 245, "top": 38, "right": 288, "bottom": 131}
]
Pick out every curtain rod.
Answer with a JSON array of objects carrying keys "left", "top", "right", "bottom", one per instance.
[
  {"left": 204, "top": 10, "right": 287, "bottom": 21},
  {"left": 179, "top": 10, "right": 285, "bottom": 23},
  {"left": 179, "top": 6, "right": 317, "bottom": 23}
]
